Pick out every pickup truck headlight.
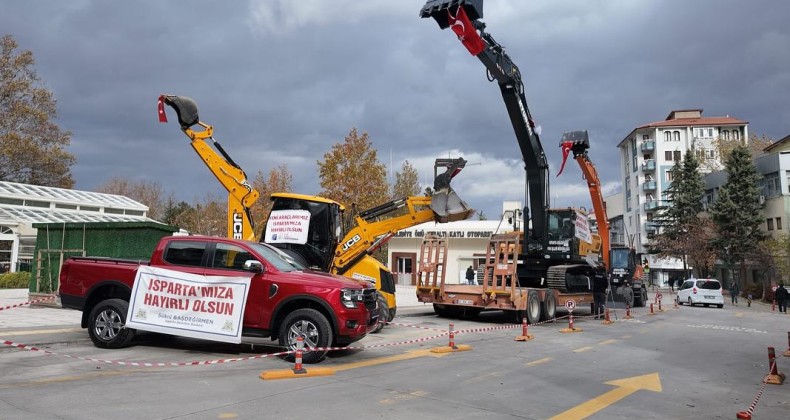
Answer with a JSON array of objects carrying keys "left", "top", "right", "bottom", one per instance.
[{"left": 341, "top": 288, "right": 365, "bottom": 309}]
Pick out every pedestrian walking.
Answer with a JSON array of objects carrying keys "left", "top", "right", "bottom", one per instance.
[
  {"left": 776, "top": 282, "right": 789, "bottom": 314},
  {"left": 465, "top": 265, "right": 475, "bottom": 285},
  {"left": 729, "top": 281, "right": 740, "bottom": 306}
]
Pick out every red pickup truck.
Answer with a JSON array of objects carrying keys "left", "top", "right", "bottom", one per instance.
[{"left": 59, "top": 235, "right": 377, "bottom": 363}]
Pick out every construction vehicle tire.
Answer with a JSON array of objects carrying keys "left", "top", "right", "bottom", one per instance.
[
  {"left": 369, "top": 294, "right": 389, "bottom": 334},
  {"left": 526, "top": 290, "right": 541, "bottom": 324},
  {"left": 540, "top": 290, "right": 557, "bottom": 322}
]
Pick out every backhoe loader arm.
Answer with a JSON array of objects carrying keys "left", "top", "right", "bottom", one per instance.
[
  {"left": 158, "top": 95, "right": 259, "bottom": 240},
  {"left": 558, "top": 130, "right": 611, "bottom": 269}
]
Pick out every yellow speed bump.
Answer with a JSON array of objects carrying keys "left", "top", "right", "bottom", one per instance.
[
  {"left": 430, "top": 344, "right": 472, "bottom": 354},
  {"left": 259, "top": 366, "right": 335, "bottom": 380}
]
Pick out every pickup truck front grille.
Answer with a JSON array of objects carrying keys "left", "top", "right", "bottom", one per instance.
[{"left": 362, "top": 288, "right": 377, "bottom": 311}]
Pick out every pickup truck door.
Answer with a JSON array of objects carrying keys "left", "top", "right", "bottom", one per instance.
[{"left": 205, "top": 242, "right": 266, "bottom": 327}]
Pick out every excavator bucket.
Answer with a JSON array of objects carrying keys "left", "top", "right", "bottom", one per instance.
[
  {"left": 420, "top": 0, "right": 484, "bottom": 29},
  {"left": 557, "top": 130, "right": 590, "bottom": 177},
  {"left": 431, "top": 157, "right": 475, "bottom": 222},
  {"left": 158, "top": 94, "right": 200, "bottom": 130}
]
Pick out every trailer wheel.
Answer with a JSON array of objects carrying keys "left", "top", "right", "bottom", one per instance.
[
  {"left": 433, "top": 304, "right": 460, "bottom": 318},
  {"left": 88, "top": 298, "right": 135, "bottom": 349},
  {"left": 526, "top": 290, "right": 541, "bottom": 324},
  {"left": 279, "top": 308, "right": 333, "bottom": 364},
  {"left": 540, "top": 290, "right": 557, "bottom": 322}
]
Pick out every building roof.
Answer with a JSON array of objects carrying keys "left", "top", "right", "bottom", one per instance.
[
  {"left": 0, "top": 181, "right": 146, "bottom": 210},
  {"left": 763, "top": 134, "right": 790, "bottom": 153},
  {"left": 0, "top": 181, "right": 156, "bottom": 226},
  {"left": 618, "top": 109, "right": 748, "bottom": 148}
]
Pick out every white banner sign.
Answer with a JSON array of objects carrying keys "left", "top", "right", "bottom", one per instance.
[
  {"left": 126, "top": 266, "right": 251, "bottom": 344},
  {"left": 263, "top": 209, "right": 311, "bottom": 244},
  {"left": 574, "top": 212, "right": 592, "bottom": 244}
]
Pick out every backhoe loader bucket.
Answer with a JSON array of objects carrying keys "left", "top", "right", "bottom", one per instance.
[
  {"left": 420, "top": 0, "right": 483, "bottom": 29},
  {"left": 431, "top": 158, "right": 474, "bottom": 222},
  {"left": 158, "top": 95, "right": 200, "bottom": 130}
]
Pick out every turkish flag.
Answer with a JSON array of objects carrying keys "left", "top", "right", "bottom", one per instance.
[
  {"left": 447, "top": 7, "right": 486, "bottom": 56},
  {"left": 557, "top": 141, "right": 573, "bottom": 177},
  {"left": 157, "top": 95, "right": 168, "bottom": 123}
]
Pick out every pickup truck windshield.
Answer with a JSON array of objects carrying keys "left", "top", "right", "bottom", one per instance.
[{"left": 249, "top": 242, "right": 300, "bottom": 272}]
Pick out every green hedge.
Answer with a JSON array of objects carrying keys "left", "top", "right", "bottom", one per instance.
[{"left": 0, "top": 272, "right": 31, "bottom": 289}]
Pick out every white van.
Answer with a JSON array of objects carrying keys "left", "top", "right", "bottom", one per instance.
[{"left": 676, "top": 278, "right": 724, "bottom": 308}]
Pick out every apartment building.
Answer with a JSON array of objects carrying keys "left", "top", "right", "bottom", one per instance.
[{"left": 617, "top": 109, "right": 748, "bottom": 285}]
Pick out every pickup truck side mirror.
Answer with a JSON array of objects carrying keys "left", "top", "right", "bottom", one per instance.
[{"left": 243, "top": 260, "right": 264, "bottom": 274}]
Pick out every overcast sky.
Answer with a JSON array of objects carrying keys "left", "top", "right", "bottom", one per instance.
[{"left": 3, "top": 0, "right": 789, "bottom": 221}]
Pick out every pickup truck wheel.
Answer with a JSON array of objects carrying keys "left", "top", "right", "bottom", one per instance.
[
  {"left": 369, "top": 294, "right": 389, "bottom": 334},
  {"left": 279, "top": 308, "right": 333, "bottom": 364},
  {"left": 88, "top": 298, "right": 135, "bottom": 349}
]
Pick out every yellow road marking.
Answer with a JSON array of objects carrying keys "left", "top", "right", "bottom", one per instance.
[
  {"left": 599, "top": 339, "right": 617, "bottom": 345},
  {"left": 0, "top": 370, "right": 137, "bottom": 390},
  {"left": 549, "top": 373, "right": 662, "bottom": 420},
  {"left": 331, "top": 349, "right": 446, "bottom": 372},
  {"left": 573, "top": 346, "right": 594, "bottom": 353},
  {"left": 218, "top": 414, "right": 238, "bottom": 419},
  {"left": 526, "top": 357, "right": 552, "bottom": 366},
  {"left": 0, "top": 327, "right": 82, "bottom": 336},
  {"left": 735, "top": 312, "right": 744, "bottom": 317}
]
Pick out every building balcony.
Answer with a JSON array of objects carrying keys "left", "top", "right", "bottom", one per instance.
[
  {"left": 641, "top": 159, "right": 655, "bottom": 171},
  {"left": 642, "top": 181, "right": 657, "bottom": 191},
  {"left": 644, "top": 221, "right": 659, "bottom": 233},
  {"left": 640, "top": 141, "right": 655, "bottom": 152},
  {"left": 643, "top": 200, "right": 668, "bottom": 211}
]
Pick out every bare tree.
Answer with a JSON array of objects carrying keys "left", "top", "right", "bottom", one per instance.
[
  {"left": 0, "top": 35, "right": 75, "bottom": 187},
  {"left": 95, "top": 177, "right": 172, "bottom": 221}
]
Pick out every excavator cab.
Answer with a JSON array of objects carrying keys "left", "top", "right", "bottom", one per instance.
[
  {"left": 264, "top": 193, "right": 345, "bottom": 272},
  {"left": 431, "top": 158, "right": 475, "bottom": 222}
]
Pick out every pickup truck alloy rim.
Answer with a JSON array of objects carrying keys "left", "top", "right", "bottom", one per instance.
[
  {"left": 95, "top": 309, "right": 123, "bottom": 340},
  {"left": 288, "top": 320, "right": 319, "bottom": 349}
]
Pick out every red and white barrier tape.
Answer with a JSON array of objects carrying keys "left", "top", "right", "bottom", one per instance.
[
  {"left": 0, "top": 296, "right": 56, "bottom": 311},
  {"left": 737, "top": 359, "right": 776, "bottom": 419}
]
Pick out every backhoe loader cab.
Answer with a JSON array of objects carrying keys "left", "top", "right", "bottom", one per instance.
[{"left": 264, "top": 193, "right": 345, "bottom": 272}]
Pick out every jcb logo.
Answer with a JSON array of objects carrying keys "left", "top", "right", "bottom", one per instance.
[
  {"left": 232, "top": 212, "right": 244, "bottom": 239},
  {"left": 342, "top": 234, "right": 361, "bottom": 251}
]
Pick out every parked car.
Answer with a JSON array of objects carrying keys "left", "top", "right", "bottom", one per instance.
[{"left": 676, "top": 278, "right": 724, "bottom": 308}]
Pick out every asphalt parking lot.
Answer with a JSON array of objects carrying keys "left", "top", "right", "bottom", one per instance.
[{"left": 1, "top": 287, "right": 789, "bottom": 419}]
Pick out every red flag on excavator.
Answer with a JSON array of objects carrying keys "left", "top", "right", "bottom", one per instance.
[
  {"left": 557, "top": 141, "right": 573, "bottom": 177},
  {"left": 448, "top": 7, "right": 485, "bottom": 56},
  {"left": 157, "top": 95, "right": 168, "bottom": 123}
]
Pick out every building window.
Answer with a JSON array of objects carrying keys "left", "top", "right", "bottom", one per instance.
[
  {"left": 625, "top": 181, "right": 632, "bottom": 212},
  {"left": 762, "top": 172, "right": 781, "bottom": 197},
  {"left": 733, "top": 130, "right": 740, "bottom": 140},
  {"left": 665, "top": 151, "right": 673, "bottom": 161},
  {"left": 673, "top": 131, "right": 680, "bottom": 141},
  {"left": 666, "top": 171, "right": 674, "bottom": 182},
  {"left": 643, "top": 134, "right": 649, "bottom": 140},
  {"left": 767, "top": 218, "right": 774, "bottom": 231},
  {"left": 786, "top": 171, "right": 790, "bottom": 194},
  {"left": 777, "top": 218, "right": 783, "bottom": 230},
  {"left": 722, "top": 130, "right": 730, "bottom": 140},
  {"left": 705, "top": 149, "right": 715, "bottom": 159},
  {"left": 664, "top": 131, "right": 671, "bottom": 142}
]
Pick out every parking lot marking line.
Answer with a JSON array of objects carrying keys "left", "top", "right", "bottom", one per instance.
[
  {"left": 0, "top": 327, "right": 82, "bottom": 336},
  {"left": 548, "top": 373, "right": 662, "bottom": 420},
  {"left": 599, "top": 339, "right": 617, "bottom": 345},
  {"left": 526, "top": 357, "right": 552, "bottom": 366},
  {"left": 217, "top": 413, "right": 238, "bottom": 419},
  {"left": 0, "top": 370, "right": 137, "bottom": 390},
  {"left": 331, "top": 349, "right": 446, "bottom": 372},
  {"left": 462, "top": 371, "right": 502, "bottom": 384},
  {"left": 573, "top": 346, "right": 594, "bottom": 353}
]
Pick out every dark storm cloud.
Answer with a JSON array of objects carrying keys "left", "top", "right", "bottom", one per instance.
[{"left": 3, "top": 0, "right": 789, "bottom": 219}]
